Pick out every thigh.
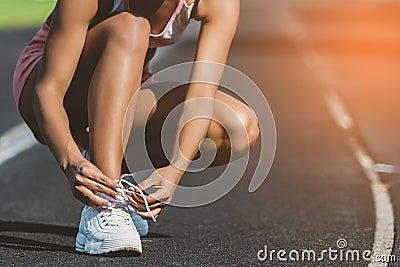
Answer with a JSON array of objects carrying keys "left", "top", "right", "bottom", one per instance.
[
  {"left": 18, "top": 60, "right": 45, "bottom": 144},
  {"left": 18, "top": 18, "right": 113, "bottom": 146},
  {"left": 65, "top": 13, "right": 153, "bottom": 143},
  {"left": 19, "top": 13, "right": 151, "bottom": 148}
]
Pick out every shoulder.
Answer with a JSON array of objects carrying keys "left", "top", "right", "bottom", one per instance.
[
  {"left": 193, "top": 0, "right": 240, "bottom": 22},
  {"left": 54, "top": 0, "right": 98, "bottom": 22}
]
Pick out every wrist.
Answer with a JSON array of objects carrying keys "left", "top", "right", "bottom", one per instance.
[
  {"left": 170, "top": 155, "right": 191, "bottom": 175},
  {"left": 59, "top": 143, "right": 84, "bottom": 172},
  {"left": 168, "top": 164, "right": 185, "bottom": 179}
]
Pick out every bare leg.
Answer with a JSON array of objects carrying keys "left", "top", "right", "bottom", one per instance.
[
  {"left": 86, "top": 16, "right": 150, "bottom": 180},
  {"left": 19, "top": 12, "right": 151, "bottom": 180},
  {"left": 203, "top": 90, "right": 260, "bottom": 165},
  {"left": 143, "top": 88, "right": 259, "bottom": 167}
]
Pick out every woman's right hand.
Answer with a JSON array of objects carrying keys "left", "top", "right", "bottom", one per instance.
[{"left": 64, "top": 158, "right": 122, "bottom": 208}]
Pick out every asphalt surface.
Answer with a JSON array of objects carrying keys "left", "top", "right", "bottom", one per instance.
[{"left": 0, "top": 1, "right": 398, "bottom": 266}]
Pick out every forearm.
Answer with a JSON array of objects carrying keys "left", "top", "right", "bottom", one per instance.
[
  {"left": 30, "top": 0, "right": 97, "bottom": 171},
  {"left": 170, "top": 82, "right": 217, "bottom": 172},
  {"left": 34, "top": 88, "right": 82, "bottom": 171}
]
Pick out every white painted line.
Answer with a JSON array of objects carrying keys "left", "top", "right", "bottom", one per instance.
[
  {"left": 324, "top": 92, "right": 354, "bottom": 130},
  {"left": 327, "top": 95, "right": 394, "bottom": 267},
  {"left": 374, "top": 164, "right": 397, "bottom": 174},
  {"left": 278, "top": 4, "right": 396, "bottom": 266},
  {"left": 0, "top": 123, "right": 37, "bottom": 166}
]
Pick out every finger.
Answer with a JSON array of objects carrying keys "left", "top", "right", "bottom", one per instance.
[
  {"left": 75, "top": 185, "right": 110, "bottom": 207},
  {"left": 130, "top": 190, "right": 146, "bottom": 204},
  {"left": 135, "top": 208, "right": 162, "bottom": 220},
  {"left": 146, "top": 190, "right": 169, "bottom": 205},
  {"left": 73, "top": 189, "right": 95, "bottom": 208},
  {"left": 78, "top": 175, "right": 120, "bottom": 200},
  {"left": 83, "top": 200, "right": 102, "bottom": 209},
  {"left": 148, "top": 201, "right": 167, "bottom": 210},
  {"left": 126, "top": 195, "right": 148, "bottom": 210},
  {"left": 79, "top": 166, "right": 120, "bottom": 191},
  {"left": 78, "top": 164, "right": 120, "bottom": 191},
  {"left": 130, "top": 189, "right": 168, "bottom": 209},
  {"left": 130, "top": 189, "right": 161, "bottom": 206},
  {"left": 73, "top": 190, "right": 102, "bottom": 209}
]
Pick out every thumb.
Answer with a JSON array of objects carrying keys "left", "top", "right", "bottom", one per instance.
[
  {"left": 148, "top": 189, "right": 169, "bottom": 204},
  {"left": 137, "top": 172, "right": 157, "bottom": 192}
]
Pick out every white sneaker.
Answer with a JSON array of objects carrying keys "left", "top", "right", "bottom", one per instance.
[
  {"left": 75, "top": 203, "right": 142, "bottom": 255},
  {"left": 79, "top": 149, "right": 153, "bottom": 237},
  {"left": 75, "top": 176, "right": 156, "bottom": 255}
]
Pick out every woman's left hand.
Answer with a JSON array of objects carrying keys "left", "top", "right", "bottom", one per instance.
[{"left": 128, "top": 165, "right": 184, "bottom": 220}]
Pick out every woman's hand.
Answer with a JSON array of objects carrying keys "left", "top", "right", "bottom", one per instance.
[
  {"left": 64, "top": 158, "right": 122, "bottom": 209},
  {"left": 128, "top": 165, "right": 184, "bottom": 220}
]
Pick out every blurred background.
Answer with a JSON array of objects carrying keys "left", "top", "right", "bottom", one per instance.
[
  {"left": 0, "top": 0, "right": 54, "bottom": 30},
  {"left": 0, "top": 0, "right": 400, "bottom": 265}
]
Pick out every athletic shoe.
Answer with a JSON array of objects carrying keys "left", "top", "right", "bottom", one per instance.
[
  {"left": 75, "top": 203, "right": 142, "bottom": 255},
  {"left": 128, "top": 210, "right": 149, "bottom": 237},
  {"left": 75, "top": 179, "right": 155, "bottom": 255},
  {"left": 79, "top": 148, "right": 152, "bottom": 236}
]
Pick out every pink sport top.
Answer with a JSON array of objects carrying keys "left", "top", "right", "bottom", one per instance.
[
  {"left": 121, "top": 0, "right": 194, "bottom": 48},
  {"left": 94, "top": 0, "right": 195, "bottom": 48},
  {"left": 148, "top": 0, "right": 195, "bottom": 48}
]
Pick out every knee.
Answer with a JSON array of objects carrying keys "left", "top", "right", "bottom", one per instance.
[
  {"left": 245, "top": 109, "right": 260, "bottom": 148},
  {"left": 231, "top": 108, "right": 259, "bottom": 153},
  {"left": 107, "top": 13, "right": 150, "bottom": 52}
]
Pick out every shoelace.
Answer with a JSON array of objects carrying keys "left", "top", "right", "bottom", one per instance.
[
  {"left": 99, "top": 205, "right": 133, "bottom": 227},
  {"left": 79, "top": 149, "right": 157, "bottom": 223},
  {"left": 120, "top": 174, "right": 157, "bottom": 223}
]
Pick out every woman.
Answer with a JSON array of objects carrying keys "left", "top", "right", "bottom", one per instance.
[{"left": 13, "top": 0, "right": 259, "bottom": 255}]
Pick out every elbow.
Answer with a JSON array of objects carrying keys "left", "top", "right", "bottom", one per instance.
[{"left": 33, "top": 82, "right": 64, "bottom": 117}]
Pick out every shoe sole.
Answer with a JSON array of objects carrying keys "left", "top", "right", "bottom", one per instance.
[
  {"left": 76, "top": 232, "right": 142, "bottom": 255},
  {"left": 76, "top": 246, "right": 141, "bottom": 257}
]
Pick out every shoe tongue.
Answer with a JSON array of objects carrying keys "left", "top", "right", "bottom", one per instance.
[{"left": 102, "top": 205, "right": 132, "bottom": 228}]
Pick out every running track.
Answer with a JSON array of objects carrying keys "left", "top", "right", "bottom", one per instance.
[{"left": 0, "top": 1, "right": 399, "bottom": 266}]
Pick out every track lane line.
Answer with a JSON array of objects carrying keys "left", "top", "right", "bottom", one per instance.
[
  {"left": 326, "top": 92, "right": 395, "bottom": 267},
  {"left": 277, "top": 3, "right": 395, "bottom": 266},
  {"left": 0, "top": 123, "right": 37, "bottom": 166}
]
